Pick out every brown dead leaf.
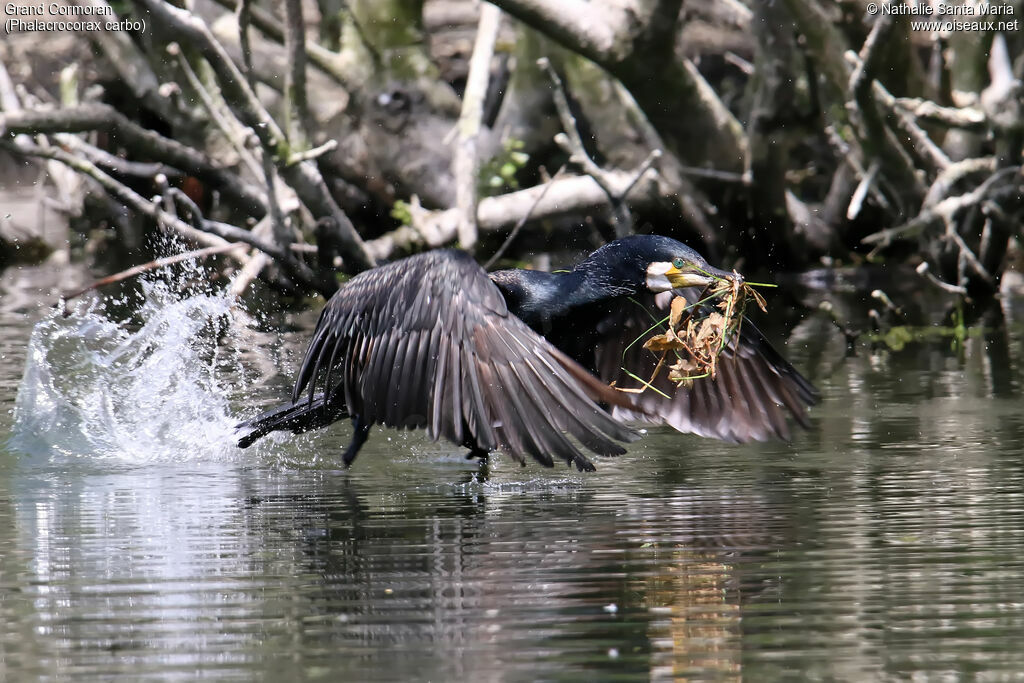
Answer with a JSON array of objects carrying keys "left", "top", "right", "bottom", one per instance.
[
  {"left": 632, "top": 272, "right": 772, "bottom": 392},
  {"left": 669, "top": 295, "right": 688, "bottom": 329},
  {"left": 693, "top": 312, "right": 725, "bottom": 345},
  {"left": 668, "top": 357, "right": 698, "bottom": 380},
  {"left": 750, "top": 287, "right": 768, "bottom": 313},
  {"left": 643, "top": 328, "right": 682, "bottom": 351}
]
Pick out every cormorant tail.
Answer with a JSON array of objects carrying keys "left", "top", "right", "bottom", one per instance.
[{"left": 236, "top": 392, "right": 348, "bottom": 449}]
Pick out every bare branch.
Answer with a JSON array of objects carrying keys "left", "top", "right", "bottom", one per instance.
[
  {"left": 167, "top": 42, "right": 262, "bottom": 180},
  {"left": 287, "top": 140, "right": 337, "bottom": 165},
  {"left": 847, "top": 160, "right": 880, "bottom": 221},
  {"left": 923, "top": 157, "right": 996, "bottom": 209},
  {"left": 541, "top": 57, "right": 634, "bottom": 237},
  {"left": 916, "top": 261, "right": 968, "bottom": 297},
  {"left": 283, "top": 0, "right": 311, "bottom": 150},
  {"left": 54, "top": 0, "right": 175, "bottom": 125},
  {"left": 947, "top": 227, "right": 993, "bottom": 285},
  {"left": 235, "top": 0, "right": 254, "bottom": 76},
  {"left": 484, "top": 0, "right": 618, "bottom": 60},
  {"left": 482, "top": 164, "right": 565, "bottom": 270},
  {"left": 229, "top": 250, "right": 272, "bottom": 300},
  {"left": 873, "top": 80, "right": 950, "bottom": 175},
  {"left": 620, "top": 150, "right": 662, "bottom": 200},
  {"left": 228, "top": 215, "right": 273, "bottom": 299},
  {"left": 0, "top": 103, "right": 267, "bottom": 215},
  {"left": 453, "top": 3, "right": 502, "bottom": 252},
  {"left": 780, "top": 0, "right": 853, "bottom": 105},
  {"left": 893, "top": 98, "right": 987, "bottom": 131},
  {"left": 367, "top": 167, "right": 675, "bottom": 261},
  {"left": 862, "top": 166, "right": 1022, "bottom": 246},
  {"left": 488, "top": 0, "right": 745, "bottom": 169},
  {"left": 63, "top": 137, "right": 183, "bottom": 181},
  {"left": 844, "top": 25, "right": 926, "bottom": 210},
  {"left": 132, "top": 0, "right": 376, "bottom": 272},
  {"left": 3, "top": 136, "right": 337, "bottom": 297},
  {"left": 610, "top": 79, "right": 719, "bottom": 250},
  {"left": 62, "top": 243, "right": 248, "bottom": 303},
  {"left": 2, "top": 138, "right": 236, "bottom": 250}
]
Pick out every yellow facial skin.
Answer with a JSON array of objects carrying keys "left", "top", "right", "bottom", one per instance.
[{"left": 645, "top": 261, "right": 714, "bottom": 292}]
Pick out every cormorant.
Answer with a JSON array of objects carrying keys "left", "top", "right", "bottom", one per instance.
[{"left": 237, "top": 235, "right": 817, "bottom": 470}]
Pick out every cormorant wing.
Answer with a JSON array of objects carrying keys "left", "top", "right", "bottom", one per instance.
[
  {"left": 291, "top": 250, "right": 639, "bottom": 470},
  {"left": 591, "top": 290, "right": 818, "bottom": 442}
]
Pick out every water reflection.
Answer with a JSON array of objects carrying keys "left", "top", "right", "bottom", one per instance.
[
  {"left": 4, "top": 265, "right": 1024, "bottom": 679},
  {"left": 1, "top": 452, "right": 772, "bottom": 680}
]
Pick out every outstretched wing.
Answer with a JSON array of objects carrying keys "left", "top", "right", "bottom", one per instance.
[
  {"left": 591, "top": 290, "right": 818, "bottom": 442},
  {"left": 292, "top": 250, "right": 639, "bottom": 470}
]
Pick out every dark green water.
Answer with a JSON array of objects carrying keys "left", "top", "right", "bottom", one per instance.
[{"left": 3, "top": 263, "right": 1024, "bottom": 681}]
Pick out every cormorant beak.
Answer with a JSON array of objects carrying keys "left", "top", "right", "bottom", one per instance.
[{"left": 646, "top": 261, "right": 739, "bottom": 292}]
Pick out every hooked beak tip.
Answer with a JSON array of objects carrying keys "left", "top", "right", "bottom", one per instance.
[{"left": 712, "top": 266, "right": 743, "bottom": 285}]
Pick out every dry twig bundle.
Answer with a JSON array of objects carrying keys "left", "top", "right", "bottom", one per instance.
[{"left": 638, "top": 274, "right": 769, "bottom": 389}]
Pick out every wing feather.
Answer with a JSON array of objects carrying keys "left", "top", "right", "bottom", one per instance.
[
  {"left": 594, "top": 291, "right": 818, "bottom": 442},
  {"left": 288, "top": 249, "right": 638, "bottom": 468}
]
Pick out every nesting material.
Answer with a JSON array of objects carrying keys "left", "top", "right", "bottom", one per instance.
[{"left": 640, "top": 273, "right": 768, "bottom": 388}]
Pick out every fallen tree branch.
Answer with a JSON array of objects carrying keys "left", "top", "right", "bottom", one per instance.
[
  {"left": 452, "top": 3, "right": 502, "bottom": 252},
  {"left": 825, "top": 123, "right": 890, "bottom": 212},
  {"left": 922, "top": 157, "right": 997, "bottom": 208},
  {"left": 132, "top": 0, "right": 376, "bottom": 272},
  {"left": 482, "top": 0, "right": 618, "bottom": 61},
  {"left": 65, "top": 138, "right": 184, "bottom": 181},
  {"left": 893, "top": 97, "right": 987, "bottom": 132},
  {"left": 482, "top": 164, "right": 565, "bottom": 270},
  {"left": 366, "top": 168, "right": 672, "bottom": 261},
  {"left": 56, "top": 0, "right": 179, "bottom": 127},
  {"left": 915, "top": 261, "right": 968, "bottom": 297},
  {"left": 2, "top": 137, "right": 334, "bottom": 297},
  {"left": 781, "top": 0, "right": 853, "bottom": 111},
  {"left": 487, "top": 0, "right": 746, "bottom": 170},
  {"left": 847, "top": 159, "right": 879, "bottom": 221},
  {"left": 0, "top": 103, "right": 267, "bottom": 215},
  {"left": 862, "top": 166, "right": 1022, "bottom": 245},
  {"left": 168, "top": 42, "right": 263, "bottom": 180},
  {"left": 540, "top": 57, "right": 635, "bottom": 237},
  {"left": 286, "top": 140, "right": 337, "bottom": 165},
  {"left": 229, "top": 249, "right": 272, "bottom": 300},
  {"left": 2, "top": 138, "right": 238, "bottom": 251},
  {"left": 228, "top": 215, "right": 274, "bottom": 299},
  {"left": 282, "top": 0, "right": 311, "bottom": 150},
  {"left": 846, "top": 27, "right": 926, "bottom": 211},
  {"left": 475, "top": 169, "right": 666, "bottom": 230},
  {"left": 610, "top": 79, "right": 720, "bottom": 251},
  {"left": 62, "top": 242, "right": 248, "bottom": 303},
  {"left": 872, "top": 80, "right": 950, "bottom": 175},
  {"left": 160, "top": 186, "right": 332, "bottom": 297},
  {"left": 946, "top": 224, "right": 993, "bottom": 285}
]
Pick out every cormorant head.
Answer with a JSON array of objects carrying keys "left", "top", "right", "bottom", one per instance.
[
  {"left": 644, "top": 254, "right": 738, "bottom": 292},
  {"left": 580, "top": 235, "right": 738, "bottom": 294}
]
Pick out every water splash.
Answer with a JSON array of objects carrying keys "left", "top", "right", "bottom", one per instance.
[{"left": 11, "top": 278, "right": 244, "bottom": 463}]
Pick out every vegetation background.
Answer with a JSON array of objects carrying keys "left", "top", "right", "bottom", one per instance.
[{"left": 1, "top": 0, "right": 1022, "bottom": 308}]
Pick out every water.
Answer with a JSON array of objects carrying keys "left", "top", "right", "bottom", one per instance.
[
  {"left": 11, "top": 284, "right": 238, "bottom": 462},
  {"left": 3, "top": 263, "right": 1024, "bottom": 680}
]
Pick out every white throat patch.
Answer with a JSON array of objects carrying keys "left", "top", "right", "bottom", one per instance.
[{"left": 645, "top": 262, "right": 674, "bottom": 293}]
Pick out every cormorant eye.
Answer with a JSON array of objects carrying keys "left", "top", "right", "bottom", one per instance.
[{"left": 672, "top": 258, "right": 686, "bottom": 269}]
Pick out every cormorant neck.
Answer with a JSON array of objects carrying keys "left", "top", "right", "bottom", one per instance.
[{"left": 490, "top": 267, "right": 635, "bottom": 329}]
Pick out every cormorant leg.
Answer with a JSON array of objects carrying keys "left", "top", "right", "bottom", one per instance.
[
  {"left": 342, "top": 415, "right": 371, "bottom": 468},
  {"left": 464, "top": 447, "right": 490, "bottom": 461}
]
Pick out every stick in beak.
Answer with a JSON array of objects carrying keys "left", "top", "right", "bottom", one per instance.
[{"left": 646, "top": 261, "right": 743, "bottom": 292}]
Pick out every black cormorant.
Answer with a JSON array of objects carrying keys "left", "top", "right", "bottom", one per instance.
[{"left": 237, "top": 235, "right": 817, "bottom": 470}]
